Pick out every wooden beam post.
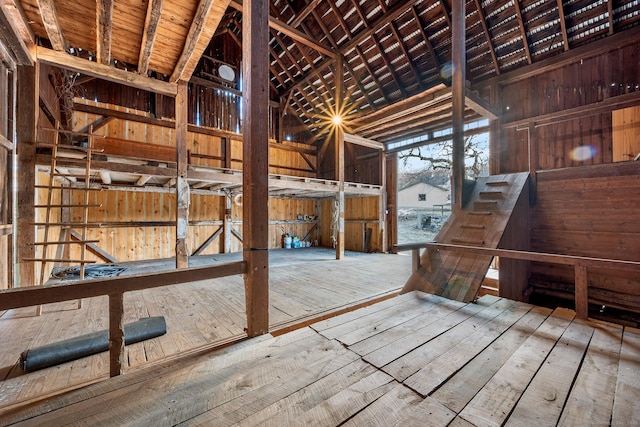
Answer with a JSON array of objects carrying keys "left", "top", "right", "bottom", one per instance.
[
  {"left": 16, "top": 63, "right": 38, "bottom": 287},
  {"left": 451, "top": 0, "right": 466, "bottom": 210},
  {"left": 175, "top": 81, "right": 189, "bottom": 269},
  {"left": 335, "top": 55, "right": 345, "bottom": 260},
  {"left": 575, "top": 264, "right": 588, "bottom": 319},
  {"left": 527, "top": 122, "right": 537, "bottom": 204},
  {"left": 108, "top": 292, "right": 125, "bottom": 377},
  {"left": 242, "top": 0, "right": 269, "bottom": 337},
  {"left": 224, "top": 191, "right": 232, "bottom": 253},
  {"left": 379, "top": 151, "right": 387, "bottom": 252}
]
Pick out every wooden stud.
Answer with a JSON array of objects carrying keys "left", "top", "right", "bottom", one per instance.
[
  {"left": 108, "top": 292, "right": 125, "bottom": 377},
  {"left": 16, "top": 63, "right": 38, "bottom": 288},
  {"left": 242, "top": 0, "right": 270, "bottom": 337},
  {"left": 451, "top": 0, "right": 466, "bottom": 211},
  {"left": 175, "top": 81, "right": 189, "bottom": 269},
  {"left": 574, "top": 264, "right": 588, "bottom": 319}
]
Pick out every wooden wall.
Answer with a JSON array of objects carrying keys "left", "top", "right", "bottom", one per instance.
[
  {"left": 320, "top": 196, "right": 381, "bottom": 253},
  {"left": 495, "top": 42, "right": 640, "bottom": 173},
  {"left": 0, "top": 60, "right": 12, "bottom": 289},
  {"left": 530, "top": 162, "right": 640, "bottom": 312}
]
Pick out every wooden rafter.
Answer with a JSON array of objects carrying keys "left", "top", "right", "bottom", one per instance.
[
  {"left": 342, "top": 58, "right": 377, "bottom": 111},
  {"left": 284, "top": 0, "right": 418, "bottom": 99},
  {"left": 229, "top": 0, "right": 335, "bottom": 57},
  {"left": 327, "top": 0, "right": 351, "bottom": 40},
  {"left": 291, "top": 0, "right": 322, "bottom": 27},
  {"left": 96, "top": 0, "right": 114, "bottom": 64},
  {"left": 439, "top": 0, "right": 452, "bottom": 29},
  {"left": 138, "top": 0, "right": 164, "bottom": 74},
  {"left": 170, "top": 0, "right": 216, "bottom": 82},
  {"left": 0, "top": 1, "right": 33, "bottom": 65},
  {"left": 36, "top": 0, "right": 66, "bottom": 51},
  {"left": 389, "top": 21, "right": 423, "bottom": 91},
  {"left": 512, "top": 0, "right": 532, "bottom": 64},
  {"left": 354, "top": 45, "right": 390, "bottom": 104},
  {"left": 371, "top": 32, "right": 407, "bottom": 98},
  {"left": 472, "top": 0, "right": 500, "bottom": 74},
  {"left": 411, "top": 7, "right": 441, "bottom": 77},
  {"left": 556, "top": 0, "right": 570, "bottom": 51},
  {"left": 310, "top": 10, "right": 338, "bottom": 49},
  {"left": 608, "top": 0, "right": 614, "bottom": 35}
]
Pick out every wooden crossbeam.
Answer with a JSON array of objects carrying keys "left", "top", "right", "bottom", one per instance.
[
  {"left": 0, "top": 1, "right": 34, "bottom": 65},
  {"left": 36, "top": 0, "right": 66, "bottom": 51},
  {"left": 96, "top": 0, "right": 114, "bottom": 64},
  {"left": 138, "top": 0, "right": 164, "bottom": 75}
]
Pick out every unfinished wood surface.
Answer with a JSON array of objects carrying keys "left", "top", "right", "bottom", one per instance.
[
  {"left": 4, "top": 292, "right": 640, "bottom": 425},
  {"left": 401, "top": 172, "right": 529, "bottom": 302},
  {"left": 0, "top": 249, "right": 410, "bottom": 412}
]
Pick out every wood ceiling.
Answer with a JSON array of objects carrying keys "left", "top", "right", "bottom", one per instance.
[{"left": 3, "top": 0, "right": 640, "bottom": 145}]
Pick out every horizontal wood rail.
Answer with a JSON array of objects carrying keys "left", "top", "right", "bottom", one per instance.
[
  {"left": 0, "top": 261, "right": 246, "bottom": 376},
  {"left": 394, "top": 242, "right": 640, "bottom": 319}
]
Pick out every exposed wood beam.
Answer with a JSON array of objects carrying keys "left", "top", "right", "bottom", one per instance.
[
  {"left": 138, "top": 0, "right": 164, "bottom": 75},
  {"left": 608, "top": 0, "right": 614, "bottom": 35},
  {"left": 385, "top": 124, "right": 490, "bottom": 154},
  {"left": 175, "top": 81, "right": 189, "bottom": 268},
  {"left": 0, "top": 134, "right": 13, "bottom": 151},
  {"left": 343, "top": 133, "right": 384, "bottom": 150},
  {"left": 70, "top": 230, "right": 117, "bottom": 263},
  {"left": 478, "top": 25, "right": 640, "bottom": 88},
  {"left": 242, "top": 0, "right": 270, "bottom": 336},
  {"left": 290, "top": 0, "right": 322, "bottom": 27},
  {"left": 556, "top": 0, "right": 570, "bottom": 51},
  {"left": 36, "top": 0, "right": 66, "bottom": 51},
  {"left": 452, "top": 0, "right": 465, "bottom": 210},
  {"left": 284, "top": 0, "right": 417, "bottom": 99},
  {"left": 327, "top": 0, "right": 351, "bottom": 40},
  {"left": 354, "top": 45, "right": 390, "bottom": 104},
  {"left": 135, "top": 174, "right": 152, "bottom": 186},
  {"left": 96, "top": 0, "right": 114, "bottom": 64},
  {"left": 439, "top": 0, "right": 452, "bottom": 29},
  {"left": 472, "top": 0, "right": 500, "bottom": 74},
  {"left": 163, "top": 177, "right": 176, "bottom": 187},
  {"left": 229, "top": 0, "right": 335, "bottom": 58},
  {"left": 411, "top": 7, "right": 442, "bottom": 77},
  {"left": 37, "top": 46, "right": 177, "bottom": 96},
  {"left": 353, "top": 83, "right": 449, "bottom": 133},
  {"left": 342, "top": 58, "right": 377, "bottom": 111},
  {"left": 170, "top": 0, "right": 217, "bottom": 83},
  {"left": 389, "top": 21, "right": 423, "bottom": 91},
  {"left": 0, "top": 1, "right": 34, "bottom": 65},
  {"left": 335, "top": 56, "right": 344, "bottom": 261},
  {"left": 513, "top": 0, "right": 532, "bottom": 64},
  {"left": 465, "top": 88, "right": 499, "bottom": 120},
  {"left": 192, "top": 226, "right": 223, "bottom": 256}
]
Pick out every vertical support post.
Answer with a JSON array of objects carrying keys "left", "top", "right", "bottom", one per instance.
[
  {"left": 243, "top": 0, "right": 269, "bottom": 337},
  {"left": 175, "top": 81, "right": 189, "bottom": 269},
  {"left": 451, "top": 0, "right": 466, "bottom": 211},
  {"left": 224, "top": 191, "right": 232, "bottom": 253},
  {"left": 574, "top": 263, "right": 588, "bottom": 319},
  {"left": 412, "top": 248, "right": 421, "bottom": 272},
  {"left": 315, "top": 199, "right": 322, "bottom": 246},
  {"left": 335, "top": 55, "right": 345, "bottom": 260},
  {"left": 488, "top": 82, "right": 500, "bottom": 175},
  {"left": 16, "top": 63, "right": 38, "bottom": 287},
  {"left": 527, "top": 122, "right": 537, "bottom": 204},
  {"left": 223, "top": 137, "right": 232, "bottom": 169},
  {"left": 386, "top": 152, "right": 398, "bottom": 252},
  {"left": 108, "top": 292, "right": 125, "bottom": 377},
  {"left": 278, "top": 98, "right": 285, "bottom": 143},
  {"left": 379, "top": 151, "right": 387, "bottom": 252}
]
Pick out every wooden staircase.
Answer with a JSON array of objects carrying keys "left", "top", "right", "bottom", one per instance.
[{"left": 401, "top": 172, "right": 530, "bottom": 302}]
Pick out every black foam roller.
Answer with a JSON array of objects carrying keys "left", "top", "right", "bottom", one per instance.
[{"left": 20, "top": 316, "right": 167, "bottom": 372}]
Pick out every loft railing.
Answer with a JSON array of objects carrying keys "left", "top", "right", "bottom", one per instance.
[
  {"left": 0, "top": 262, "right": 246, "bottom": 377},
  {"left": 394, "top": 242, "right": 640, "bottom": 320}
]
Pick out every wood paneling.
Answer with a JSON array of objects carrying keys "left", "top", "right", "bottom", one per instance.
[
  {"left": 531, "top": 163, "right": 640, "bottom": 311},
  {"left": 612, "top": 106, "right": 640, "bottom": 162}
]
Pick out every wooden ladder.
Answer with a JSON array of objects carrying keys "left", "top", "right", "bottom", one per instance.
[{"left": 30, "top": 124, "right": 102, "bottom": 315}]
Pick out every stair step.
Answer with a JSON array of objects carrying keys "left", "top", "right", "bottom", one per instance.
[
  {"left": 474, "top": 200, "right": 499, "bottom": 210},
  {"left": 451, "top": 238, "right": 485, "bottom": 246},
  {"left": 479, "top": 191, "right": 503, "bottom": 199},
  {"left": 460, "top": 224, "right": 485, "bottom": 230},
  {"left": 486, "top": 181, "right": 509, "bottom": 187}
]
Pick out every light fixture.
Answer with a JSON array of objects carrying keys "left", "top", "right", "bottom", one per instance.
[{"left": 332, "top": 115, "right": 342, "bottom": 126}]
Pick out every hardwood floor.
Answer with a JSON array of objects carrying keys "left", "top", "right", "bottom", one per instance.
[
  {"left": 3, "top": 290, "right": 639, "bottom": 426},
  {"left": 0, "top": 249, "right": 411, "bottom": 412}
]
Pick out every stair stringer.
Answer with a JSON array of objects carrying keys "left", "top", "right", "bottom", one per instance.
[{"left": 400, "top": 172, "right": 530, "bottom": 302}]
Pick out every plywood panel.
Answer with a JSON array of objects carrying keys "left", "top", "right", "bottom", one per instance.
[{"left": 612, "top": 106, "right": 640, "bottom": 162}]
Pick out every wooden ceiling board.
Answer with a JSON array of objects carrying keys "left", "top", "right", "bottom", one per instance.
[
  {"left": 111, "top": 0, "right": 148, "bottom": 66},
  {"left": 148, "top": 0, "right": 198, "bottom": 75},
  {"left": 19, "top": 0, "right": 46, "bottom": 41},
  {"left": 54, "top": 0, "right": 97, "bottom": 52}
]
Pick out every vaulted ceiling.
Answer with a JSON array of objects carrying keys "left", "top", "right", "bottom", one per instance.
[{"left": 2, "top": 0, "right": 640, "bottom": 145}]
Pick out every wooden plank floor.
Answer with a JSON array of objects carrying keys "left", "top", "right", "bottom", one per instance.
[
  {"left": 3, "top": 291, "right": 639, "bottom": 426},
  {"left": 0, "top": 249, "right": 411, "bottom": 412}
]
